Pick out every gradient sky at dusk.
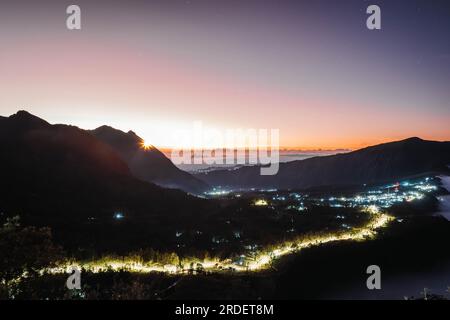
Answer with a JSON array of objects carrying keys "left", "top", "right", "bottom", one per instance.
[{"left": 0, "top": 0, "right": 449, "bottom": 149}]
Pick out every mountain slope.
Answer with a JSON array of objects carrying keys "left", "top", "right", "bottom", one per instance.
[
  {"left": 0, "top": 111, "right": 203, "bottom": 220},
  {"left": 195, "top": 137, "right": 450, "bottom": 190},
  {"left": 90, "top": 126, "right": 208, "bottom": 194}
]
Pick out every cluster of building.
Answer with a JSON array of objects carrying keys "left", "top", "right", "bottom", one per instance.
[
  {"left": 316, "top": 177, "right": 437, "bottom": 209},
  {"left": 251, "top": 177, "right": 438, "bottom": 211}
]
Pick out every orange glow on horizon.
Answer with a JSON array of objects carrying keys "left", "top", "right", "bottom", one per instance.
[{"left": 150, "top": 134, "right": 450, "bottom": 153}]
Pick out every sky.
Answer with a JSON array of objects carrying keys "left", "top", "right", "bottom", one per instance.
[{"left": 0, "top": 0, "right": 449, "bottom": 149}]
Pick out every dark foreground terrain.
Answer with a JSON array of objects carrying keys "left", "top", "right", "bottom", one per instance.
[{"left": 3, "top": 201, "right": 449, "bottom": 300}]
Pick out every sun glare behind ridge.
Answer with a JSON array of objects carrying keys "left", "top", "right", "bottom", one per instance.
[{"left": 141, "top": 141, "right": 152, "bottom": 150}]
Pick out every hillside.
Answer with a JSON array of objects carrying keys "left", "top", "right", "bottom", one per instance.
[
  {"left": 195, "top": 137, "right": 450, "bottom": 190},
  {"left": 90, "top": 126, "right": 208, "bottom": 194},
  {"left": 0, "top": 111, "right": 204, "bottom": 222}
]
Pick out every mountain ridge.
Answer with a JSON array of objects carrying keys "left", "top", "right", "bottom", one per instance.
[
  {"left": 195, "top": 137, "right": 450, "bottom": 190},
  {"left": 0, "top": 110, "right": 206, "bottom": 221},
  {"left": 89, "top": 125, "right": 208, "bottom": 194}
]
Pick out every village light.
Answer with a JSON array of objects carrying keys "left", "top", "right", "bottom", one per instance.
[
  {"left": 113, "top": 212, "right": 124, "bottom": 220},
  {"left": 40, "top": 177, "right": 435, "bottom": 278},
  {"left": 254, "top": 199, "right": 268, "bottom": 206}
]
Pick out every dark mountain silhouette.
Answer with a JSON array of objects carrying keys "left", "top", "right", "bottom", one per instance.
[
  {"left": 195, "top": 137, "right": 450, "bottom": 190},
  {"left": 89, "top": 126, "right": 208, "bottom": 194},
  {"left": 0, "top": 111, "right": 206, "bottom": 221}
]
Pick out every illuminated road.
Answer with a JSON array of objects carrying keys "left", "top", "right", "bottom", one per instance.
[{"left": 45, "top": 205, "right": 394, "bottom": 276}]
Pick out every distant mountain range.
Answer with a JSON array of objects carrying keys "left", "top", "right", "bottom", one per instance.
[
  {"left": 90, "top": 126, "right": 208, "bottom": 194},
  {"left": 0, "top": 111, "right": 207, "bottom": 220},
  {"left": 195, "top": 137, "right": 450, "bottom": 190},
  {"left": 2, "top": 110, "right": 450, "bottom": 208}
]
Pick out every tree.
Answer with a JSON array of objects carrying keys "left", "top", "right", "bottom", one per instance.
[{"left": 0, "top": 216, "right": 64, "bottom": 289}]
